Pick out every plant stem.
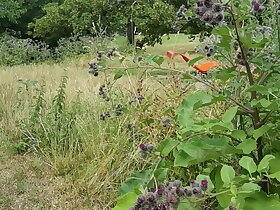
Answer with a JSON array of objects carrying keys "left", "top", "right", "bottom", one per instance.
[{"left": 103, "top": 66, "right": 254, "bottom": 114}]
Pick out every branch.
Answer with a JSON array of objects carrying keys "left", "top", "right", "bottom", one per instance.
[{"left": 101, "top": 66, "right": 254, "bottom": 114}]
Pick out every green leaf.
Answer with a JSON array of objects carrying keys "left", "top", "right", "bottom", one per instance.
[
  {"left": 222, "top": 106, "right": 238, "bottom": 123},
  {"left": 157, "top": 138, "right": 179, "bottom": 157},
  {"left": 120, "top": 170, "right": 152, "bottom": 195},
  {"left": 246, "top": 85, "right": 269, "bottom": 94},
  {"left": 243, "top": 192, "right": 280, "bottom": 210},
  {"left": 240, "top": 183, "right": 261, "bottom": 193},
  {"left": 216, "top": 192, "right": 233, "bottom": 208},
  {"left": 267, "top": 171, "right": 280, "bottom": 182},
  {"left": 114, "top": 70, "right": 123, "bottom": 80},
  {"left": 258, "top": 155, "right": 275, "bottom": 172},
  {"left": 188, "top": 56, "right": 204, "bottom": 67},
  {"left": 175, "top": 136, "right": 237, "bottom": 167},
  {"left": 253, "top": 125, "right": 270, "bottom": 140},
  {"left": 196, "top": 175, "right": 214, "bottom": 192},
  {"left": 221, "top": 165, "right": 235, "bottom": 186},
  {"left": 112, "top": 192, "right": 138, "bottom": 210},
  {"left": 231, "top": 130, "right": 247, "bottom": 140},
  {"left": 177, "top": 199, "right": 200, "bottom": 210},
  {"left": 154, "top": 168, "right": 168, "bottom": 182},
  {"left": 176, "top": 92, "right": 213, "bottom": 129},
  {"left": 152, "top": 55, "right": 164, "bottom": 66},
  {"left": 236, "top": 139, "right": 256, "bottom": 154},
  {"left": 173, "top": 149, "right": 192, "bottom": 167},
  {"left": 239, "top": 156, "right": 257, "bottom": 174},
  {"left": 212, "top": 26, "right": 230, "bottom": 36}
]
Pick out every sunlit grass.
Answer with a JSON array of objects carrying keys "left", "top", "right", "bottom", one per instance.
[{"left": 0, "top": 34, "right": 200, "bottom": 209}]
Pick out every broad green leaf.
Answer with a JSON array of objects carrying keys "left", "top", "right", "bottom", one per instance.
[
  {"left": 267, "top": 171, "right": 280, "bottom": 182},
  {"left": 269, "top": 152, "right": 280, "bottom": 173},
  {"left": 216, "top": 192, "right": 232, "bottom": 208},
  {"left": 215, "top": 67, "right": 237, "bottom": 81},
  {"left": 231, "top": 130, "right": 247, "bottom": 140},
  {"left": 114, "top": 70, "right": 123, "bottom": 80},
  {"left": 222, "top": 106, "right": 238, "bottom": 123},
  {"left": 112, "top": 192, "right": 138, "bottom": 210},
  {"left": 240, "top": 183, "right": 261, "bottom": 193},
  {"left": 196, "top": 175, "right": 214, "bottom": 192},
  {"left": 246, "top": 85, "right": 269, "bottom": 94},
  {"left": 178, "top": 199, "right": 200, "bottom": 210},
  {"left": 176, "top": 92, "right": 213, "bottom": 129},
  {"left": 253, "top": 125, "right": 270, "bottom": 140},
  {"left": 188, "top": 56, "right": 204, "bottom": 67},
  {"left": 243, "top": 192, "right": 280, "bottom": 210},
  {"left": 120, "top": 170, "right": 152, "bottom": 195},
  {"left": 251, "top": 99, "right": 271, "bottom": 108},
  {"left": 176, "top": 136, "right": 238, "bottom": 167},
  {"left": 258, "top": 155, "right": 275, "bottom": 172},
  {"left": 236, "top": 139, "right": 256, "bottom": 154},
  {"left": 221, "top": 165, "right": 235, "bottom": 186},
  {"left": 152, "top": 55, "right": 164, "bottom": 66},
  {"left": 212, "top": 26, "right": 230, "bottom": 37},
  {"left": 154, "top": 168, "right": 168, "bottom": 182},
  {"left": 239, "top": 156, "right": 257, "bottom": 174},
  {"left": 173, "top": 149, "right": 192, "bottom": 167},
  {"left": 157, "top": 138, "right": 179, "bottom": 157}
]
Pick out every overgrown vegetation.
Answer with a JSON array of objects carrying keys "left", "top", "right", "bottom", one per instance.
[{"left": 1, "top": 0, "right": 280, "bottom": 209}]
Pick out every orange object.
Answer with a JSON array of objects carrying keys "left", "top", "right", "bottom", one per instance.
[
  {"left": 166, "top": 50, "right": 220, "bottom": 73},
  {"left": 193, "top": 61, "right": 221, "bottom": 73},
  {"left": 166, "top": 50, "right": 190, "bottom": 62}
]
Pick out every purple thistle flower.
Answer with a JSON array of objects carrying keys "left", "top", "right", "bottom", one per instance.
[
  {"left": 239, "top": 59, "right": 245, "bottom": 66},
  {"left": 190, "top": 180, "right": 199, "bottom": 188},
  {"left": 197, "top": 1, "right": 204, "bottom": 7},
  {"left": 175, "top": 188, "right": 184, "bottom": 196},
  {"left": 252, "top": 2, "right": 261, "bottom": 11},
  {"left": 213, "top": 3, "right": 222, "bottom": 12},
  {"left": 166, "top": 193, "right": 178, "bottom": 205},
  {"left": 146, "top": 193, "right": 155, "bottom": 202},
  {"left": 204, "top": 0, "right": 213, "bottom": 8},
  {"left": 196, "top": 7, "right": 205, "bottom": 16},
  {"left": 202, "top": 12, "right": 212, "bottom": 22},
  {"left": 137, "top": 195, "right": 145, "bottom": 204},
  {"left": 200, "top": 180, "right": 208, "bottom": 191},
  {"left": 146, "top": 144, "right": 155, "bottom": 152},
  {"left": 139, "top": 143, "right": 146, "bottom": 150},
  {"left": 184, "top": 188, "right": 192, "bottom": 197},
  {"left": 192, "top": 187, "right": 202, "bottom": 197},
  {"left": 156, "top": 189, "right": 164, "bottom": 196},
  {"left": 214, "top": 13, "right": 224, "bottom": 22}
]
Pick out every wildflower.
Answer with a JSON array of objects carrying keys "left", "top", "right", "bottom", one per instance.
[{"left": 200, "top": 180, "right": 208, "bottom": 191}]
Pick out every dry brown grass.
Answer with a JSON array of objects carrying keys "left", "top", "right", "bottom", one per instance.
[{"left": 0, "top": 34, "right": 204, "bottom": 209}]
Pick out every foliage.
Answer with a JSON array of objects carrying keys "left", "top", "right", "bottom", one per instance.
[
  {"left": 0, "top": 34, "right": 52, "bottom": 66},
  {"left": 133, "top": 0, "right": 175, "bottom": 46},
  {"left": 88, "top": 0, "right": 280, "bottom": 209}
]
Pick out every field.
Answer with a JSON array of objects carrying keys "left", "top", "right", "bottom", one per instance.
[{"left": 0, "top": 34, "right": 199, "bottom": 209}]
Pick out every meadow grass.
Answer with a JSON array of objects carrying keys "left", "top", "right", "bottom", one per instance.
[{"left": 0, "top": 34, "right": 201, "bottom": 209}]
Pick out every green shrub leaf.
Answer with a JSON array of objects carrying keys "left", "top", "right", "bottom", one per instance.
[
  {"left": 253, "top": 125, "right": 270, "bottom": 139},
  {"left": 221, "top": 165, "right": 235, "bottom": 186},
  {"left": 157, "top": 138, "right": 179, "bottom": 157},
  {"left": 258, "top": 155, "right": 275, "bottom": 172},
  {"left": 222, "top": 106, "right": 238, "bottom": 123},
  {"left": 239, "top": 156, "right": 257, "bottom": 174},
  {"left": 236, "top": 139, "right": 256, "bottom": 154},
  {"left": 112, "top": 192, "right": 138, "bottom": 210}
]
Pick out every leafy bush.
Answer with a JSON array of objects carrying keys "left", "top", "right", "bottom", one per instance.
[
  {"left": 83, "top": 0, "right": 280, "bottom": 209},
  {"left": 0, "top": 34, "right": 52, "bottom": 66},
  {"left": 54, "top": 35, "right": 99, "bottom": 60}
]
